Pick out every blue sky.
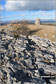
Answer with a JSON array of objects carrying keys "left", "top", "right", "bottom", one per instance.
[{"left": 0, "top": 0, "right": 56, "bottom": 21}]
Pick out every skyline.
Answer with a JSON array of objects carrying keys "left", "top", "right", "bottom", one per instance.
[{"left": 0, "top": 0, "right": 56, "bottom": 21}]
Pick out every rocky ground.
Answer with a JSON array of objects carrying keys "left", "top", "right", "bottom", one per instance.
[{"left": 0, "top": 29, "right": 56, "bottom": 84}]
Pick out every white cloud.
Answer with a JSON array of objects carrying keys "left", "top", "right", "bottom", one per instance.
[
  {"left": 1, "top": 11, "right": 55, "bottom": 19},
  {"left": 1, "top": 13, "right": 27, "bottom": 18},
  {"left": 4, "top": 0, "right": 56, "bottom": 11},
  {"left": 0, "top": 5, "right": 4, "bottom": 11}
]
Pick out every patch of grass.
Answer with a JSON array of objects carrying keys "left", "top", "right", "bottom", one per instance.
[
  {"left": 12, "top": 23, "right": 30, "bottom": 39},
  {"left": 0, "top": 23, "right": 55, "bottom": 41}
]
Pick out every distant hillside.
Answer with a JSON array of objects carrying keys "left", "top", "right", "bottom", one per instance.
[
  {"left": 0, "top": 20, "right": 56, "bottom": 25},
  {"left": 40, "top": 20, "right": 56, "bottom": 25}
]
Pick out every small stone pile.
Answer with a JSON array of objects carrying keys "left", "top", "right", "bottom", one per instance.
[{"left": 0, "top": 29, "right": 56, "bottom": 84}]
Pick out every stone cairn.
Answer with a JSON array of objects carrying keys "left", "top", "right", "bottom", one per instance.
[{"left": 35, "top": 18, "right": 40, "bottom": 25}]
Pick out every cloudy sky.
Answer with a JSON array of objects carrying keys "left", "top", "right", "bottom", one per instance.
[{"left": 0, "top": 0, "right": 56, "bottom": 21}]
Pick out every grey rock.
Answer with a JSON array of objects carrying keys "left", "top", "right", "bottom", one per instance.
[{"left": 0, "top": 29, "right": 56, "bottom": 84}]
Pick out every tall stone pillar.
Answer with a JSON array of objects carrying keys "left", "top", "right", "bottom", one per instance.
[{"left": 35, "top": 19, "right": 40, "bottom": 25}]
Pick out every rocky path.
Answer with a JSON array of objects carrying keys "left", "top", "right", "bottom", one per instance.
[{"left": 0, "top": 29, "right": 56, "bottom": 84}]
